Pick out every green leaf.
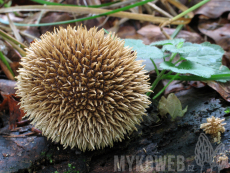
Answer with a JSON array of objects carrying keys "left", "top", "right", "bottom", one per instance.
[
  {"left": 211, "top": 63, "right": 230, "bottom": 82},
  {"left": 225, "top": 107, "right": 230, "bottom": 114},
  {"left": 158, "top": 93, "right": 187, "bottom": 121},
  {"left": 162, "top": 44, "right": 197, "bottom": 54},
  {"left": 176, "top": 41, "right": 184, "bottom": 48},
  {"left": 124, "top": 39, "right": 163, "bottom": 71},
  {"left": 159, "top": 41, "right": 230, "bottom": 81},
  {"left": 160, "top": 61, "right": 216, "bottom": 78},
  {"left": 124, "top": 39, "right": 163, "bottom": 59},
  {"left": 163, "top": 42, "right": 224, "bottom": 64},
  {"left": 150, "top": 38, "right": 185, "bottom": 46},
  {"left": 186, "top": 42, "right": 224, "bottom": 64}
]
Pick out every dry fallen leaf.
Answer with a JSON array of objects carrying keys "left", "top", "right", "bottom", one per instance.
[
  {"left": 163, "top": 80, "right": 206, "bottom": 95},
  {"left": 207, "top": 81, "right": 230, "bottom": 102},
  {"left": 195, "top": 0, "right": 230, "bottom": 18},
  {"left": 0, "top": 94, "right": 25, "bottom": 129},
  {"left": 198, "top": 23, "right": 229, "bottom": 42},
  {"left": 40, "top": 12, "right": 74, "bottom": 34},
  {"left": 198, "top": 23, "right": 230, "bottom": 51},
  {"left": 158, "top": 93, "right": 188, "bottom": 121},
  {"left": 223, "top": 52, "right": 230, "bottom": 69},
  {"left": 137, "top": 25, "right": 203, "bottom": 44}
]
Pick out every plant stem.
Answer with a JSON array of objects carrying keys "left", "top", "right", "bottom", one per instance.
[
  {"left": 162, "top": 71, "right": 173, "bottom": 78},
  {"left": 173, "top": 58, "right": 184, "bottom": 65},
  {"left": 171, "top": 24, "right": 184, "bottom": 39},
  {"left": 162, "top": 74, "right": 230, "bottom": 81},
  {"left": 150, "top": 58, "right": 159, "bottom": 76},
  {"left": 152, "top": 73, "right": 180, "bottom": 100},
  {"left": 146, "top": 70, "right": 166, "bottom": 96},
  {"left": 169, "top": 53, "right": 177, "bottom": 62},
  {"left": 31, "top": 0, "right": 119, "bottom": 8},
  {"left": 6, "top": 39, "right": 27, "bottom": 57},
  {"left": 148, "top": 54, "right": 181, "bottom": 97},
  {"left": 0, "top": 29, "right": 27, "bottom": 49},
  {"left": 171, "top": 0, "right": 210, "bottom": 22},
  {"left": 147, "top": 0, "right": 211, "bottom": 98},
  {"left": 0, "top": 51, "right": 14, "bottom": 77}
]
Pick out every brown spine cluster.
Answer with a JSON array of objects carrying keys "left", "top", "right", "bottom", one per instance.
[
  {"left": 200, "top": 116, "right": 226, "bottom": 143},
  {"left": 16, "top": 26, "right": 151, "bottom": 151}
]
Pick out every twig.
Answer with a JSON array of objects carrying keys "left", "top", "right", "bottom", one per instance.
[
  {"left": 107, "top": 18, "right": 129, "bottom": 33},
  {"left": 102, "top": 0, "right": 138, "bottom": 9},
  {"left": 0, "top": 5, "right": 191, "bottom": 26},
  {"left": 6, "top": 13, "right": 23, "bottom": 43},
  {"left": 167, "top": 0, "right": 194, "bottom": 18},
  {"left": 97, "top": 16, "right": 109, "bottom": 28},
  {"left": 0, "top": 24, "right": 11, "bottom": 32},
  {"left": 0, "top": 25, "right": 37, "bottom": 40},
  {"left": 0, "top": 29, "right": 27, "bottom": 49},
  {"left": 4, "top": 41, "right": 23, "bottom": 59},
  {"left": 6, "top": 39, "right": 26, "bottom": 57},
  {"left": 147, "top": 2, "right": 173, "bottom": 18},
  {"left": 0, "top": 59, "right": 15, "bottom": 80},
  {"left": 160, "top": 24, "right": 172, "bottom": 39},
  {"left": 143, "top": 4, "right": 153, "bottom": 14},
  {"left": 5, "top": 56, "right": 13, "bottom": 64},
  {"left": 19, "top": 31, "right": 38, "bottom": 40},
  {"left": 170, "top": 0, "right": 210, "bottom": 23},
  {"left": 3, "top": 132, "right": 35, "bottom": 138},
  {"left": 36, "top": 9, "right": 46, "bottom": 24},
  {"left": 159, "top": 0, "right": 210, "bottom": 39},
  {"left": 160, "top": 0, "right": 177, "bottom": 16}
]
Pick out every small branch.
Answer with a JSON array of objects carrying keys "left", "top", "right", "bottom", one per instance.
[
  {"left": 6, "top": 39, "right": 27, "bottom": 57},
  {"left": 0, "top": 59, "right": 15, "bottom": 80},
  {"left": 160, "top": 0, "right": 177, "bottom": 16},
  {"left": 6, "top": 13, "right": 23, "bottom": 43},
  {"left": 0, "top": 4, "right": 191, "bottom": 26},
  {"left": 167, "top": 0, "right": 194, "bottom": 18},
  {"left": 97, "top": 16, "right": 109, "bottom": 28},
  {"left": 159, "top": 0, "right": 210, "bottom": 38},
  {"left": 3, "top": 132, "right": 35, "bottom": 138},
  {"left": 171, "top": 0, "right": 210, "bottom": 22},
  {"left": 147, "top": 2, "right": 173, "bottom": 18},
  {"left": 0, "top": 29, "right": 27, "bottom": 49},
  {"left": 160, "top": 25, "right": 172, "bottom": 39}
]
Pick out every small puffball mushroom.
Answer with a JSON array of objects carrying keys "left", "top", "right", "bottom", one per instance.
[
  {"left": 200, "top": 116, "right": 226, "bottom": 143},
  {"left": 16, "top": 26, "right": 152, "bottom": 151}
]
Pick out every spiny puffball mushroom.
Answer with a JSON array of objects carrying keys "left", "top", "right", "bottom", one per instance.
[
  {"left": 16, "top": 26, "right": 151, "bottom": 151},
  {"left": 200, "top": 116, "right": 226, "bottom": 143}
]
